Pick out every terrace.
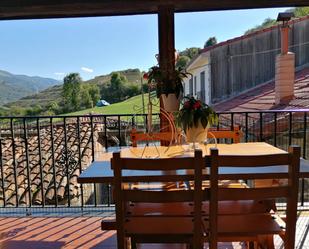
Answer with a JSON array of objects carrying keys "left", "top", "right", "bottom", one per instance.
[
  {"left": 1, "top": 1, "right": 309, "bottom": 249},
  {"left": 0, "top": 110, "right": 308, "bottom": 248}
]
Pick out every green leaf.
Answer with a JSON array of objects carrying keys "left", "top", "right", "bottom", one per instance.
[{"left": 201, "top": 117, "right": 208, "bottom": 129}]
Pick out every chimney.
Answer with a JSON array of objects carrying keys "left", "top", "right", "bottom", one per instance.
[{"left": 275, "top": 12, "right": 295, "bottom": 105}]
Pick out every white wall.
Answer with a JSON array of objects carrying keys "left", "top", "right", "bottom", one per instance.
[{"left": 183, "top": 53, "right": 211, "bottom": 104}]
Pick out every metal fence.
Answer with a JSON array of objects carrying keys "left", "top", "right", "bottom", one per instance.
[{"left": 0, "top": 109, "right": 308, "bottom": 216}]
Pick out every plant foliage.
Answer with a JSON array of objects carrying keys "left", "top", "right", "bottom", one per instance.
[
  {"left": 143, "top": 66, "right": 191, "bottom": 98},
  {"left": 176, "top": 97, "right": 218, "bottom": 131}
]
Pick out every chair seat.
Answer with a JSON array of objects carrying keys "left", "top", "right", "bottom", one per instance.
[{"left": 203, "top": 213, "right": 285, "bottom": 238}]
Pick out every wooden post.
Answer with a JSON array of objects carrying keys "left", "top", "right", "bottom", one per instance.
[
  {"left": 158, "top": 5, "right": 175, "bottom": 81},
  {"left": 158, "top": 5, "right": 175, "bottom": 143}
]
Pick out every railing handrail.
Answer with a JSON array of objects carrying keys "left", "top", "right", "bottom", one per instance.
[
  {"left": 216, "top": 109, "right": 309, "bottom": 114},
  {"left": 0, "top": 109, "right": 309, "bottom": 120},
  {"left": 0, "top": 113, "right": 159, "bottom": 120}
]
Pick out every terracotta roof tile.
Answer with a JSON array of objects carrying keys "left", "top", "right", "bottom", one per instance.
[
  {"left": 0, "top": 122, "right": 103, "bottom": 207},
  {"left": 214, "top": 67, "right": 309, "bottom": 112}
]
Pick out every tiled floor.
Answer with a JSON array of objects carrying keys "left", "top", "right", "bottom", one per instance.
[{"left": 0, "top": 214, "right": 308, "bottom": 249}]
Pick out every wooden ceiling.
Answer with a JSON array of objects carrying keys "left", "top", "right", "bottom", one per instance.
[{"left": 1, "top": 0, "right": 309, "bottom": 20}]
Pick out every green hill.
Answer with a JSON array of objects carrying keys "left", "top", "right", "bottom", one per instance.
[
  {"left": 4, "top": 68, "right": 143, "bottom": 111},
  {"left": 67, "top": 92, "right": 159, "bottom": 115},
  {"left": 85, "top": 68, "right": 142, "bottom": 86}
]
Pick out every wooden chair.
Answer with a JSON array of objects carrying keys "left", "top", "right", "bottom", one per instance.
[
  {"left": 208, "top": 125, "right": 243, "bottom": 143},
  {"left": 130, "top": 128, "right": 180, "bottom": 147},
  {"left": 208, "top": 146, "right": 300, "bottom": 249},
  {"left": 130, "top": 125, "right": 242, "bottom": 147},
  {"left": 112, "top": 150, "right": 207, "bottom": 249}
]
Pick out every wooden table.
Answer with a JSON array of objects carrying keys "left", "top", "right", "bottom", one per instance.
[{"left": 78, "top": 142, "right": 309, "bottom": 184}]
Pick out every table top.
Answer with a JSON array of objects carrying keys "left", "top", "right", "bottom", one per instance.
[
  {"left": 95, "top": 142, "right": 288, "bottom": 160},
  {"left": 78, "top": 142, "right": 309, "bottom": 183}
]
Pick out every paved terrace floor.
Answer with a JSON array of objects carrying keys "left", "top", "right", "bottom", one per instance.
[{"left": 0, "top": 212, "right": 308, "bottom": 249}]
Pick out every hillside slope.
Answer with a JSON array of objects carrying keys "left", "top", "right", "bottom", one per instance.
[
  {"left": 68, "top": 92, "right": 159, "bottom": 115},
  {"left": 85, "top": 68, "right": 142, "bottom": 85},
  {"left": 5, "top": 68, "right": 142, "bottom": 110},
  {"left": 0, "top": 69, "right": 59, "bottom": 104}
]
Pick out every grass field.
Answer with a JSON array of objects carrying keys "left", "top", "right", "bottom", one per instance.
[{"left": 67, "top": 92, "right": 160, "bottom": 116}]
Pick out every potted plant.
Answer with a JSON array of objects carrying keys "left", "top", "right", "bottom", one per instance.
[
  {"left": 143, "top": 66, "right": 191, "bottom": 112},
  {"left": 176, "top": 97, "right": 218, "bottom": 143}
]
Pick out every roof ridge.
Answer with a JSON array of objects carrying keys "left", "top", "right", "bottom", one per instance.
[{"left": 200, "top": 14, "right": 309, "bottom": 54}]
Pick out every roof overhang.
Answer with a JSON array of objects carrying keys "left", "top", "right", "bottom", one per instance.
[
  {"left": 187, "top": 52, "right": 210, "bottom": 74},
  {"left": 0, "top": 0, "right": 309, "bottom": 20}
]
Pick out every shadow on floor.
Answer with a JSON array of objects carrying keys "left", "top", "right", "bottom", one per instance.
[{"left": 1, "top": 240, "right": 65, "bottom": 249}]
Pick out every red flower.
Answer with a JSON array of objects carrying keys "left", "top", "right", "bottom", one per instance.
[
  {"left": 193, "top": 101, "right": 201, "bottom": 109},
  {"left": 184, "top": 101, "right": 191, "bottom": 109},
  {"left": 143, "top": 73, "right": 149, "bottom": 80}
]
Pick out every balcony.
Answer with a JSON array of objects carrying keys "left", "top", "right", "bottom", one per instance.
[
  {"left": 0, "top": 110, "right": 309, "bottom": 248},
  {"left": 0, "top": 215, "right": 308, "bottom": 248}
]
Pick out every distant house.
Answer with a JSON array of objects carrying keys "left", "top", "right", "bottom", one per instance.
[
  {"left": 183, "top": 15, "right": 309, "bottom": 105},
  {"left": 96, "top": 99, "right": 110, "bottom": 107},
  {"left": 184, "top": 52, "right": 211, "bottom": 104}
]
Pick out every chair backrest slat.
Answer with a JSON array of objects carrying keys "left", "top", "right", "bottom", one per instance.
[
  {"left": 218, "top": 172, "right": 289, "bottom": 181},
  {"left": 123, "top": 189, "right": 195, "bottom": 203},
  {"left": 217, "top": 186, "right": 289, "bottom": 201},
  {"left": 208, "top": 125, "right": 242, "bottom": 143},
  {"left": 130, "top": 129, "right": 177, "bottom": 147},
  {"left": 217, "top": 153, "right": 290, "bottom": 167},
  {"left": 116, "top": 157, "right": 196, "bottom": 170}
]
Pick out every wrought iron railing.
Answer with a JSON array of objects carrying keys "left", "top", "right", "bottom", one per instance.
[{"left": 0, "top": 109, "right": 308, "bottom": 215}]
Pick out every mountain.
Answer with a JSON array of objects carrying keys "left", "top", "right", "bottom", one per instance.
[
  {"left": 0, "top": 69, "right": 60, "bottom": 105},
  {"left": 5, "top": 68, "right": 142, "bottom": 111}
]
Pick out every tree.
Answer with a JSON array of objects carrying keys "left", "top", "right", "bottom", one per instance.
[
  {"left": 176, "top": 55, "right": 191, "bottom": 68},
  {"left": 79, "top": 84, "right": 100, "bottom": 109},
  {"left": 62, "top": 73, "right": 82, "bottom": 112},
  {"left": 80, "top": 86, "right": 93, "bottom": 109},
  {"left": 88, "top": 84, "right": 100, "bottom": 107},
  {"left": 244, "top": 18, "right": 277, "bottom": 34},
  {"left": 204, "top": 37, "right": 217, "bottom": 48},
  {"left": 126, "top": 84, "right": 140, "bottom": 98},
  {"left": 179, "top": 47, "right": 201, "bottom": 59},
  {"left": 109, "top": 72, "right": 127, "bottom": 102},
  {"left": 291, "top": 7, "right": 309, "bottom": 17},
  {"left": 47, "top": 101, "right": 60, "bottom": 114},
  {"left": 10, "top": 106, "right": 25, "bottom": 116}
]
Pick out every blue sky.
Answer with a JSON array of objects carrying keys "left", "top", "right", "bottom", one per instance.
[{"left": 0, "top": 7, "right": 289, "bottom": 81}]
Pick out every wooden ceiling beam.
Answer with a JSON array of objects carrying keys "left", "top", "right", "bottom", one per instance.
[{"left": 1, "top": 0, "right": 309, "bottom": 20}]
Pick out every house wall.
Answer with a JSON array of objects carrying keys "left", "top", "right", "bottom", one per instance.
[
  {"left": 183, "top": 55, "right": 211, "bottom": 104},
  {"left": 209, "top": 17, "right": 309, "bottom": 104}
]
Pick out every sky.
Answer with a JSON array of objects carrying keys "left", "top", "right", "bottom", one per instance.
[{"left": 0, "top": 7, "right": 289, "bottom": 81}]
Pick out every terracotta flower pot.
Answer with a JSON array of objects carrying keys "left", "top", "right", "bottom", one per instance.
[
  {"left": 185, "top": 121, "right": 208, "bottom": 143},
  {"left": 161, "top": 93, "right": 180, "bottom": 112}
]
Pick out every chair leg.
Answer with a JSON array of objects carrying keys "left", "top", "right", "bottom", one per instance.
[
  {"left": 131, "top": 237, "right": 137, "bottom": 249},
  {"left": 247, "top": 241, "right": 256, "bottom": 249},
  {"left": 257, "top": 235, "right": 275, "bottom": 249},
  {"left": 187, "top": 242, "right": 195, "bottom": 249},
  {"left": 117, "top": 234, "right": 126, "bottom": 249}
]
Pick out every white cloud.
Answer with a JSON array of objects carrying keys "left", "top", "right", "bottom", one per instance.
[
  {"left": 54, "top": 72, "right": 65, "bottom": 76},
  {"left": 81, "top": 67, "right": 94, "bottom": 73}
]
